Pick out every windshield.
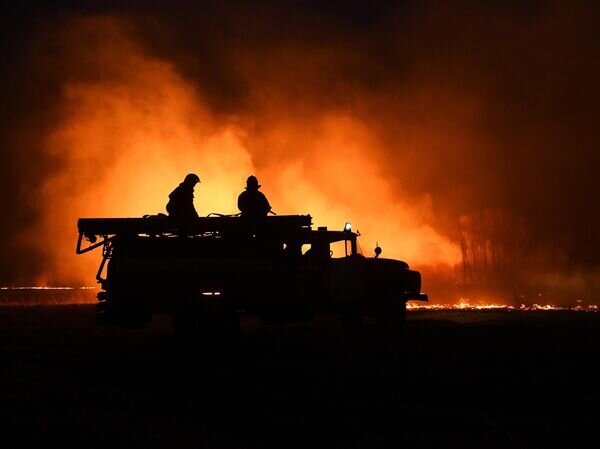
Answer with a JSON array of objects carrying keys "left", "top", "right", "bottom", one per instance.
[{"left": 330, "top": 239, "right": 356, "bottom": 258}]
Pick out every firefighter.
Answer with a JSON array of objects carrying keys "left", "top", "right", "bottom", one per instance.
[
  {"left": 166, "top": 173, "right": 200, "bottom": 227},
  {"left": 237, "top": 175, "right": 272, "bottom": 219}
]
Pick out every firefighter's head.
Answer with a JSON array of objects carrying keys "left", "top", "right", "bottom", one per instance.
[
  {"left": 183, "top": 173, "right": 200, "bottom": 187},
  {"left": 246, "top": 175, "right": 261, "bottom": 190}
]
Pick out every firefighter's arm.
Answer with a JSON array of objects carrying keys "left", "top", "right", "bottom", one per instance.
[{"left": 264, "top": 195, "right": 273, "bottom": 214}]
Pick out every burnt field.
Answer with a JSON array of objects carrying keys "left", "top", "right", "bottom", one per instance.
[{"left": 1, "top": 304, "right": 599, "bottom": 449}]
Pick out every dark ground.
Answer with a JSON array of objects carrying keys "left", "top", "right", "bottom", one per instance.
[{"left": 1, "top": 305, "right": 599, "bottom": 448}]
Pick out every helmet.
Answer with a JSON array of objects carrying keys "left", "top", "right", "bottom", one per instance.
[
  {"left": 184, "top": 173, "right": 200, "bottom": 185},
  {"left": 246, "top": 175, "right": 260, "bottom": 189}
]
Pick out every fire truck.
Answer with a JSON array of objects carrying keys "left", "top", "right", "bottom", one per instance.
[{"left": 76, "top": 214, "right": 427, "bottom": 338}]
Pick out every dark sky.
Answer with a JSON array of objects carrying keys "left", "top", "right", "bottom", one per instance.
[{"left": 0, "top": 1, "right": 599, "bottom": 292}]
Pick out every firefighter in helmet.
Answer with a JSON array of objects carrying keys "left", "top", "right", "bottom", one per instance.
[
  {"left": 166, "top": 173, "right": 200, "bottom": 227},
  {"left": 237, "top": 175, "right": 272, "bottom": 219}
]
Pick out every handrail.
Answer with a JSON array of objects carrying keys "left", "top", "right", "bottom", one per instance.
[{"left": 76, "top": 233, "right": 114, "bottom": 254}]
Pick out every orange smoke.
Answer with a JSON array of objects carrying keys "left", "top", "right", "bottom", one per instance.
[{"left": 23, "top": 16, "right": 460, "bottom": 285}]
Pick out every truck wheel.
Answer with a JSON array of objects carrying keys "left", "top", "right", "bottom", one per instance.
[
  {"left": 97, "top": 298, "right": 151, "bottom": 328},
  {"left": 172, "top": 301, "right": 240, "bottom": 343},
  {"left": 376, "top": 299, "right": 407, "bottom": 338}
]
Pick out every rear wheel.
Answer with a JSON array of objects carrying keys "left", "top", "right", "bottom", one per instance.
[
  {"left": 96, "top": 294, "right": 151, "bottom": 328},
  {"left": 172, "top": 299, "right": 240, "bottom": 343}
]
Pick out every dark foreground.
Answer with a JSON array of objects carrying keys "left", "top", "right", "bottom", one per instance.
[{"left": 1, "top": 306, "right": 599, "bottom": 448}]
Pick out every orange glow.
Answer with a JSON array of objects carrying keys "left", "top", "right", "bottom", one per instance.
[
  {"left": 22, "top": 17, "right": 461, "bottom": 285},
  {"left": 407, "top": 300, "right": 599, "bottom": 312},
  {"left": 0, "top": 286, "right": 95, "bottom": 290}
]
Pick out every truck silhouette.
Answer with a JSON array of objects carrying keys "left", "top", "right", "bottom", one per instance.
[{"left": 76, "top": 214, "right": 427, "bottom": 338}]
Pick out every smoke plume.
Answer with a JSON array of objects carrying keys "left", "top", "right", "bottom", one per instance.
[{"left": 1, "top": 2, "right": 599, "bottom": 304}]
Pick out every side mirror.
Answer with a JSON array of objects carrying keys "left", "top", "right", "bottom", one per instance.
[{"left": 374, "top": 243, "right": 382, "bottom": 258}]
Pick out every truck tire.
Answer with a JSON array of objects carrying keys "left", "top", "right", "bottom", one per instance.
[
  {"left": 375, "top": 298, "right": 407, "bottom": 338},
  {"left": 96, "top": 297, "right": 151, "bottom": 329},
  {"left": 172, "top": 301, "right": 240, "bottom": 343}
]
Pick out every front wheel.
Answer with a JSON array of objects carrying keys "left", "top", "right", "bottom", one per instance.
[{"left": 375, "top": 298, "right": 407, "bottom": 338}]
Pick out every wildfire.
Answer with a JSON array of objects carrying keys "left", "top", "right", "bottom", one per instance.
[
  {"left": 407, "top": 300, "right": 599, "bottom": 312},
  {"left": 0, "top": 287, "right": 596, "bottom": 312},
  {"left": 0, "top": 286, "right": 98, "bottom": 306},
  {"left": 21, "top": 16, "right": 461, "bottom": 287},
  {"left": 5, "top": 13, "right": 597, "bottom": 312},
  {"left": 0, "top": 286, "right": 96, "bottom": 290}
]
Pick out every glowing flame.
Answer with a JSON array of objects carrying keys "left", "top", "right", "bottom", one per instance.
[
  {"left": 0, "top": 286, "right": 95, "bottom": 290},
  {"left": 408, "top": 299, "right": 599, "bottom": 312},
  {"left": 22, "top": 17, "right": 461, "bottom": 286}
]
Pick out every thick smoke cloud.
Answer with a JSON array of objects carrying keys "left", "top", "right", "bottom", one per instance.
[{"left": 1, "top": 1, "right": 598, "bottom": 304}]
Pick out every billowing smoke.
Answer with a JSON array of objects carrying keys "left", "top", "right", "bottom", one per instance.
[
  {"left": 22, "top": 16, "right": 459, "bottom": 285},
  {"left": 1, "top": 2, "right": 599, "bottom": 304}
]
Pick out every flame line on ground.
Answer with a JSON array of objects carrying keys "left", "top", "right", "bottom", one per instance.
[
  {"left": 407, "top": 303, "right": 598, "bottom": 312},
  {"left": 0, "top": 286, "right": 97, "bottom": 290}
]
